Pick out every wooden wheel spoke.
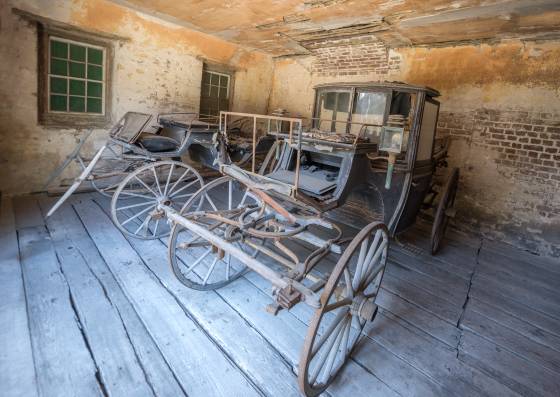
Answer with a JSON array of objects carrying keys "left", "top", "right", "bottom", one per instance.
[
  {"left": 169, "top": 178, "right": 200, "bottom": 198},
  {"left": 152, "top": 219, "right": 160, "bottom": 237},
  {"left": 311, "top": 308, "right": 348, "bottom": 357},
  {"left": 163, "top": 164, "right": 174, "bottom": 196},
  {"left": 152, "top": 167, "right": 163, "bottom": 195},
  {"left": 121, "top": 204, "right": 155, "bottom": 226},
  {"left": 320, "top": 318, "right": 351, "bottom": 385},
  {"left": 168, "top": 168, "right": 191, "bottom": 195},
  {"left": 343, "top": 268, "right": 353, "bottom": 299},
  {"left": 358, "top": 230, "right": 381, "bottom": 281},
  {"left": 133, "top": 175, "right": 159, "bottom": 197},
  {"left": 352, "top": 236, "right": 369, "bottom": 290},
  {"left": 171, "top": 192, "right": 194, "bottom": 200},
  {"left": 202, "top": 257, "right": 219, "bottom": 285},
  {"left": 323, "top": 297, "right": 352, "bottom": 313},
  {"left": 360, "top": 240, "right": 388, "bottom": 290},
  {"left": 363, "top": 268, "right": 384, "bottom": 294},
  {"left": 119, "top": 191, "right": 156, "bottom": 200},
  {"left": 205, "top": 193, "right": 219, "bottom": 211},
  {"left": 116, "top": 200, "right": 155, "bottom": 211},
  {"left": 134, "top": 215, "right": 151, "bottom": 236},
  {"left": 310, "top": 314, "right": 349, "bottom": 385},
  {"left": 183, "top": 247, "right": 212, "bottom": 276}
]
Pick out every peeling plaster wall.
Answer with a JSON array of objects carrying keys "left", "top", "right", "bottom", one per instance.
[
  {"left": 269, "top": 38, "right": 560, "bottom": 257},
  {"left": 0, "top": 0, "right": 273, "bottom": 194}
]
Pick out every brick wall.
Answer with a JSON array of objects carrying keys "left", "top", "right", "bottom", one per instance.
[
  {"left": 438, "top": 110, "right": 560, "bottom": 192},
  {"left": 307, "top": 35, "right": 395, "bottom": 77},
  {"left": 437, "top": 109, "right": 560, "bottom": 256}
]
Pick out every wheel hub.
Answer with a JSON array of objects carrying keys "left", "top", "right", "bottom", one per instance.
[{"left": 351, "top": 294, "right": 378, "bottom": 322}]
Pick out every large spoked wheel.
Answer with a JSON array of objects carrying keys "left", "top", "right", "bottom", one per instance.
[
  {"left": 111, "top": 161, "right": 204, "bottom": 239},
  {"left": 430, "top": 167, "right": 459, "bottom": 255},
  {"left": 168, "top": 176, "right": 261, "bottom": 290},
  {"left": 299, "top": 222, "right": 389, "bottom": 396}
]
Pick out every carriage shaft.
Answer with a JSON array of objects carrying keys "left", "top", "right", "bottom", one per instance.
[{"left": 162, "top": 205, "right": 321, "bottom": 308}]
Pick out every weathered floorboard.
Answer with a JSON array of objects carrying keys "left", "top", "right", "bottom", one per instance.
[
  {"left": 459, "top": 330, "right": 560, "bottom": 396},
  {"left": 381, "top": 274, "right": 461, "bottom": 324},
  {"left": 73, "top": 199, "right": 261, "bottom": 397},
  {"left": 482, "top": 239, "right": 560, "bottom": 274},
  {"left": 40, "top": 201, "right": 157, "bottom": 396},
  {"left": 18, "top": 226, "right": 103, "bottom": 396},
  {"left": 0, "top": 197, "right": 38, "bottom": 397},
  {"left": 390, "top": 244, "right": 473, "bottom": 280},
  {"left": 461, "top": 308, "right": 560, "bottom": 374},
  {"left": 38, "top": 195, "right": 187, "bottom": 397},
  {"left": 123, "top": 230, "right": 304, "bottom": 397},
  {"left": 471, "top": 273, "right": 560, "bottom": 320},
  {"left": 467, "top": 296, "right": 560, "bottom": 352},
  {"left": 478, "top": 247, "right": 560, "bottom": 292},
  {"left": 366, "top": 313, "right": 519, "bottom": 397}
]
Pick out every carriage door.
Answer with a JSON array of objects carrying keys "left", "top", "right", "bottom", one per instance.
[
  {"left": 200, "top": 67, "right": 231, "bottom": 119},
  {"left": 398, "top": 97, "right": 441, "bottom": 232}
]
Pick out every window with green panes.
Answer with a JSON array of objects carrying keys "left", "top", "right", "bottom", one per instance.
[
  {"left": 49, "top": 38, "right": 105, "bottom": 114},
  {"left": 200, "top": 70, "right": 230, "bottom": 117}
]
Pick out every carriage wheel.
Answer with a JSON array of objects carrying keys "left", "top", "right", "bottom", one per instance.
[
  {"left": 430, "top": 167, "right": 459, "bottom": 255},
  {"left": 299, "top": 222, "right": 389, "bottom": 396},
  {"left": 169, "top": 176, "right": 261, "bottom": 290},
  {"left": 111, "top": 161, "right": 204, "bottom": 239},
  {"left": 91, "top": 159, "right": 147, "bottom": 197}
]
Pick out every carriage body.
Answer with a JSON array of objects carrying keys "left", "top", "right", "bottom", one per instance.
[{"left": 308, "top": 82, "right": 443, "bottom": 235}]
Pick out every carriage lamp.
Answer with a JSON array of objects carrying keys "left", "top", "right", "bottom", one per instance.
[{"left": 379, "top": 126, "right": 405, "bottom": 189}]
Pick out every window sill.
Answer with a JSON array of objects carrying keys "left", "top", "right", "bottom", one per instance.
[{"left": 39, "top": 112, "right": 112, "bottom": 129}]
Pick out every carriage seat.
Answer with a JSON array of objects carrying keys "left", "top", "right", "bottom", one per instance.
[
  {"left": 137, "top": 132, "right": 180, "bottom": 153},
  {"left": 266, "top": 169, "right": 337, "bottom": 196}
]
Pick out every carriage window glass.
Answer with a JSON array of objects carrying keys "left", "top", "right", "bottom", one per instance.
[
  {"left": 316, "top": 91, "right": 351, "bottom": 133},
  {"left": 200, "top": 69, "right": 230, "bottom": 118},
  {"left": 350, "top": 91, "right": 387, "bottom": 138},
  {"left": 48, "top": 37, "right": 105, "bottom": 114}
]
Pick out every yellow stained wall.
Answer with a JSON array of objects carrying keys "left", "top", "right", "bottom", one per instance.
[
  {"left": 269, "top": 41, "right": 560, "bottom": 256},
  {"left": 0, "top": 0, "right": 273, "bottom": 194}
]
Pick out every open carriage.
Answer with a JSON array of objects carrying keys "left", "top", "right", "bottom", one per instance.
[
  {"left": 45, "top": 111, "right": 275, "bottom": 218},
  {"left": 108, "top": 82, "right": 459, "bottom": 396}
]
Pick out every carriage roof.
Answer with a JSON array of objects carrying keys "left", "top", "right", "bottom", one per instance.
[{"left": 313, "top": 81, "right": 440, "bottom": 98}]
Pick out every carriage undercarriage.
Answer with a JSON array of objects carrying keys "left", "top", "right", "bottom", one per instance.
[{"left": 160, "top": 172, "right": 389, "bottom": 396}]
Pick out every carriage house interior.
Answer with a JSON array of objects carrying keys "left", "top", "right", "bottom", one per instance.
[{"left": 1, "top": 1, "right": 560, "bottom": 397}]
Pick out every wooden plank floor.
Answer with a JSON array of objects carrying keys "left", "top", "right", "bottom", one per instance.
[{"left": 1, "top": 192, "right": 559, "bottom": 396}]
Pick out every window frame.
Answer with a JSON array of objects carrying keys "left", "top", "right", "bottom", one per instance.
[
  {"left": 199, "top": 63, "right": 234, "bottom": 118},
  {"left": 38, "top": 24, "right": 113, "bottom": 128}
]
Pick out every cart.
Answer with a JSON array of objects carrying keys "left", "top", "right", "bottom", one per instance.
[{"left": 110, "top": 82, "right": 459, "bottom": 395}]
